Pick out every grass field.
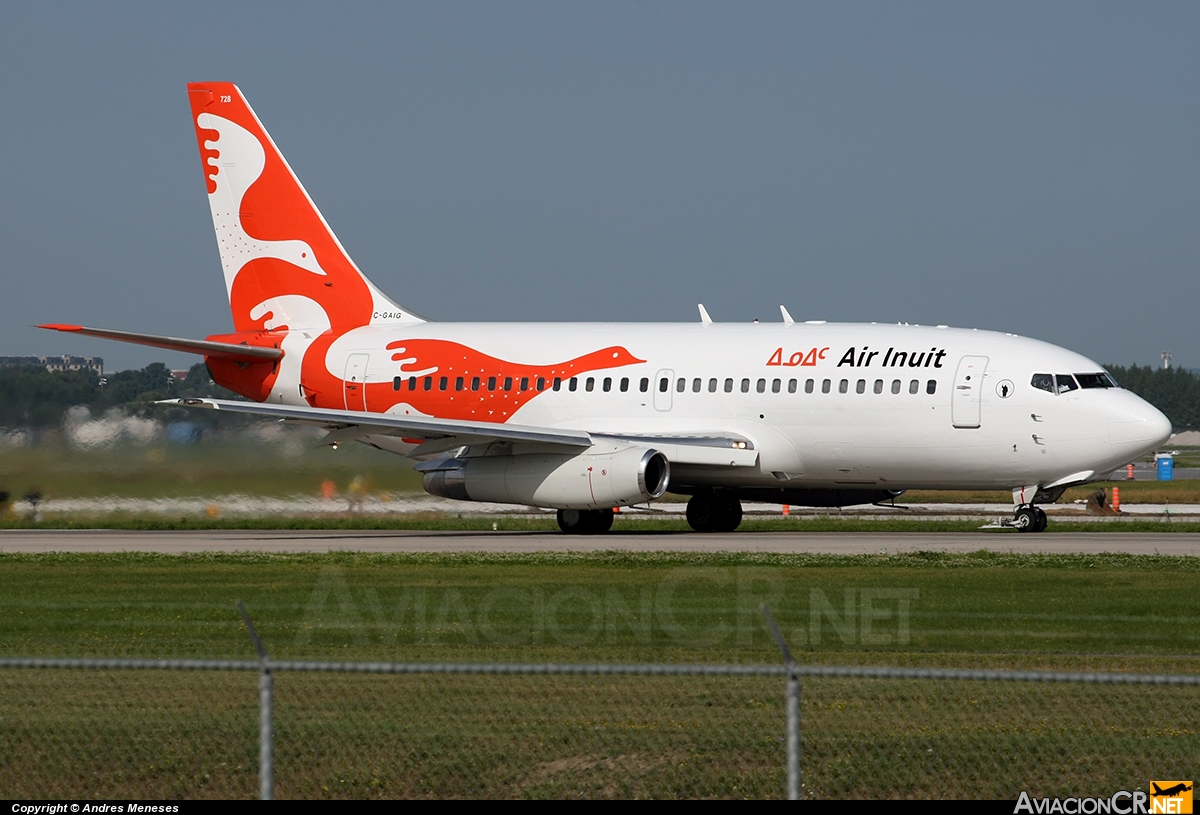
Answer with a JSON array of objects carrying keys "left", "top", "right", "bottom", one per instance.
[{"left": 2, "top": 551, "right": 1199, "bottom": 798}]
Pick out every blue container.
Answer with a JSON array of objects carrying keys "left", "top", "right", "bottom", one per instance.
[{"left": 1156, "top": 454, "right": 1174, "bottom": 481}]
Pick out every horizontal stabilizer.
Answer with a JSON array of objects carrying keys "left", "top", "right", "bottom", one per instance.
[{"left": 38, "top": 324, "right": 283, "bottom": 361}]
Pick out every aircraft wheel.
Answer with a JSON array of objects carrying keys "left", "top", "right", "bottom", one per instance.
[
  {"left": 557, "top": 509, "right": 587, "bottom": 534},
  {"left": 590, "top": 508, "right": 615, "bottom": 534},
  {"left": 1032, "top": 506, "right": 1048, "bottom": 533},
  {"left": 686, "top": 492, "right": 718, "bottom": 532},
  {"left": 714, "top": 497, "right": 743, "bottom": 532},
  {"left": 1013, "top": 506, "right": 1038, "bottom": 533}
]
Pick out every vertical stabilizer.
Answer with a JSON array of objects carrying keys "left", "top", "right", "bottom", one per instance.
[{"left": 186, "top": 82, "right": 424, "bottom": 334}]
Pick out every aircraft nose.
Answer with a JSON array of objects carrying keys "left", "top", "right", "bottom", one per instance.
[{"left": 1109, "top": 397, "right": 1173, "bottom": 461}]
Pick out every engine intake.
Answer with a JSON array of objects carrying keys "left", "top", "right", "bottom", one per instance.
[{"left": 422, "top": 447, "right": 670, "bottom": 509}]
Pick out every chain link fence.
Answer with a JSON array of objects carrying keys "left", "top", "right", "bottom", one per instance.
[{"left": 3, "top": 658, "right": 1199, "bottom": 799}]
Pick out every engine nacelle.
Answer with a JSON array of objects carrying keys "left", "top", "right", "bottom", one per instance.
[{"left": 422, "top": 447, "right": 670, "bottom": 509}]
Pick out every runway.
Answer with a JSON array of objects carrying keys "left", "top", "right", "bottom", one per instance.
[{"left": 2, "top": 529, "right": 1199, "bottom": 555}]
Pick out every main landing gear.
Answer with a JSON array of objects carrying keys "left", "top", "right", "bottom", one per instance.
[
  {"left": 557, "top": 508, "right": 614, "bottom": 535},
  {"left": 685, "top": 491, "right": 743, "bottom": 533},
  {"left": 1010, "top": 504, "right": 1048, "bottom": 533}
]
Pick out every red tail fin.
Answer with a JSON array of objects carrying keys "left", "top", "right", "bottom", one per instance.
[{"left": 186, "top": 82, "right": 423, "bottom": 334}]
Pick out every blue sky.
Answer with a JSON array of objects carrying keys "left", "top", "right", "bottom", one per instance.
[{"left": 2, "top": 2, "right": 1197, "bottom": 371}]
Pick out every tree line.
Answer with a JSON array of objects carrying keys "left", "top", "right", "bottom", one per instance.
[
  {"left": 1105, "top": 365, "right": 1199, "bottom": 431},
  {"left": 0, "top": 362, "right": 240, "bottom": 429},
  {"left": 0, "top": 360, "right": 1196, "bottom": 430}
]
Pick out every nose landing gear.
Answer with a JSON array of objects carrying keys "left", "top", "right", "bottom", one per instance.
[{"left": 1010, "top": 504, "right": 1048, "bottom": 533}]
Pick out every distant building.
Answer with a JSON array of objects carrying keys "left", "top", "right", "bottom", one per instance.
[{"left": 0, "top": 356, "right": 104, "bottom": 375}]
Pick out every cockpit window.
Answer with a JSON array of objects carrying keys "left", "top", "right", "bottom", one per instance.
[
  {"left": 1075, "top": 372, "right": 1117, "bottom": 389},
  {"left": 1031, "top": 373, "right": 1054, "bottom": 393},
  {"left": 1055, "top": 374, "right": 1079, "bottom": 393}
]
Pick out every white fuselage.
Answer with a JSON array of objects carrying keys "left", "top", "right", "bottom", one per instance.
[{"left": 281, "top": 321, "right": 1171, "bottom": 493}]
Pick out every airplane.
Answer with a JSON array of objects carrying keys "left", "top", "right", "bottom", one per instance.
[
  {"left": 41, "top": 82, "right": 1173, "bottom": 534},
  {"left": 1152, "top": 783, "right": 1193, "bottom": 798}
]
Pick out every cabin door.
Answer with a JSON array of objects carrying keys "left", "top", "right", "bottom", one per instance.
[{"left": 951, "top": 355, "right": 989, "bottom": 428}]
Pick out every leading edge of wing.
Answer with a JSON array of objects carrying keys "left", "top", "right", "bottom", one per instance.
[{"left": 158, "top": 398, "right": 594, "bottom": 448}]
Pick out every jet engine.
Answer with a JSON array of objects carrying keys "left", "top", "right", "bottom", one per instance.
[{"left": 421, "top": 447, "right": 670, "bottom": 509}]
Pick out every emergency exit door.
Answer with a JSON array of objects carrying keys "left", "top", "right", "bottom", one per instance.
[{"left": 344, "top": 353, "right": 369, "bottom": 411}]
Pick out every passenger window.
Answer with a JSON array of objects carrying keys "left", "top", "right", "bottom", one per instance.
[
  {"left": 408, "top": 376, "right": 417, "bottom": 391},
  {"left": 602, "top": 377, "right": 611, "bottom": 392},
  {"left": 552, "top": 377, "right": 561, "bottom": 391},
  {"left": 537, "top": 377, "right": 546, "bottom": 391},
  {"left": 757, "top": 378, "right": 766, "bottom": 393},
  {"left": 569, "top": 377, "right": 578, "bottom": 392},
  {"left": 891, "top": 379, "right": 901, "bottom": 394},
  {"left": 455, "top": 377, "right": 464, "bottom": 391},
  {"left": 471, "top": 377, "right": 480, "bottom": 391},
  {"left": 805, "top": 379, "right": 814, "bottom": 394},
  {"left": 659, "top": 378, "right": 669, "bottom": 393},
  {"left": 788, "top": 379, "right": 797, "bottom": 394},
  {"left": 692, "top": 378, "right": 702, "bottom": 393},
  {"left": 620, "top": 377, "right": 629, "bottom": 392},
  {"left": 724, "top": 378, "right": 734, "bottom": 393},
  {"left": 741, "top": 378, "right": 750, "bottom": 393},
  {"left": 856, "top": 379, "right": 866, "bottom": 394},
  {"left": 676, "top": 378, "right": 685, "bottom": 392},
  {"left": 586, "top": 377, "right": 595, "bottom": 392},
  {"left": 439, "top": 376, "right": 448, "bottom": 391},
  {"left": 640, "top": 377, "right": 649, "bottom": 393},
  {"left": 520, "top": 377, "right": 530, "bottom": 391},
  {"left": 1055, "top": 374, "right": 1078, "bottom": 394},
  {"left": 393, "top": 376, "right": 402, "bottom": 391},
  {"left": 909, "top": 379, "right": 919, "bottom": 394},
  {"left": 874, "top": 379, "right": 883, "bottom": 394},
  {"left": 926, "top": 379, "right": 937, "bottom": 395},
  {"left": 772, "top": 378, "right": 781, "bottom": 393},
  {"left": 822, "top": 379, "right": 831, "bottom": 394},
  {"left": 488, "top": 376, "right": 497, "bottom": 391},
  {"left": 839, "top": 379, "right": 848, "bottom": 394},
  {"left": 423, "top": 376, "right": 433, "bottom": 391},
  {"left": 708, "top": 378, "right": 718, "bottom": 393},
  {"left": 504, "top": 377, "right": 513, "bottom": 391}
]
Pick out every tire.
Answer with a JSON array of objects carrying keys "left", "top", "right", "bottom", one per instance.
[
  {"left": 714, "top": 497, "right": 743, "bottom": 532},
  {"left": 1032, "top": 506, "right": 1048, "bottom": 533},
  {"left": 1013, "top": 506, "right": 1038, "bottom": 533},
  {"left": 686, "top": 493, "right": 718, "bottom": 532},
  {"left": 557, "top": 509, "right": 586, "bottom": 534},
  {"left": 591, "top": 508, "right": 614, "bottom": 534}
]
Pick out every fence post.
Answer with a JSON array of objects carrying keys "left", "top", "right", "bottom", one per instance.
[
  {"left": 762, "top": 605, "right": 801, "bottom": 800},
  {"left": 238, "top": 601, "right": 274, "bottom": 801}
]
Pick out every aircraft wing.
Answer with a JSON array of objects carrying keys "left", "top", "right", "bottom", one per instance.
[
  {"left": 158, "top": 398, "right": 593, "bottom": 450},
  {"left": 158, "top": 398, "right": 759, "bottom": 465}
]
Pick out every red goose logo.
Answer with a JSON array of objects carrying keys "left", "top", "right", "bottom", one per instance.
[{"left": 345, "top": 339, "right": 647, "bottom": 421}]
